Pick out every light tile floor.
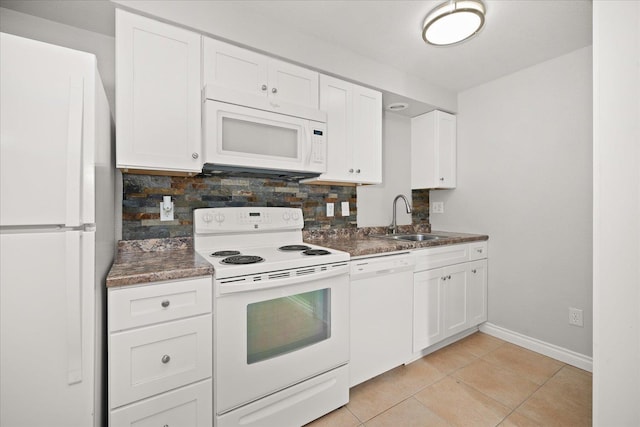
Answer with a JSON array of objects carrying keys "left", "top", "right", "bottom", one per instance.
[{"left": 306, "top": 332, "right": 592, "bottom": 427}]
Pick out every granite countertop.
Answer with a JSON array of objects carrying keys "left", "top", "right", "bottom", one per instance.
[
  {"left": 106, "top": 227, "right": 488, "bottom": 287},
  {"left": 106, "top": 238, "right": 213, "bottom": 288},
  {"left": 304, "top": 226, "right": 488, "bottom": 258}
]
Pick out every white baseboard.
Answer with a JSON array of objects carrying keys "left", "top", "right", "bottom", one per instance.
[{"left": 479, "top": 323, "right": 593, "bottom": 372}]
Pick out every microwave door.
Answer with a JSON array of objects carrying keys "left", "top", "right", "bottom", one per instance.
[{"left": 205, "top": 101, "right": 326, "bottom": 175}]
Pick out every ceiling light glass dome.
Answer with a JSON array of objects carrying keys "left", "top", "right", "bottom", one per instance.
[{"left": 422, "top": 0, "right": 486, "bottom": 46}]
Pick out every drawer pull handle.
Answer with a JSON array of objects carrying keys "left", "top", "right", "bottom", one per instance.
[
  {"left": 161, "top": 354, "right": 171, "bottom": 364},
  {"left": 476, "top": 248, "right": 483, "bottom": 253},
  {"left": 472, "top": 269, "right": 477, "bottom": 274},
  {"left": 447, "top": 275, "right": 451, "bottom": 279},
  {"left": 441, "top": 276, "right": 447, "bottom": 281},
  {"left": 161, "top": 300, "right": 170, "bottom": 308}
]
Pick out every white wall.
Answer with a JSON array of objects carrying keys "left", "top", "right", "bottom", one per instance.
[
  {"left": 357, "top": 112, "right": 412, "bottom": 228},
  {"left": 430, "top": 47, "right": 593, "bottom": 357},
  {"left": 0, "top": 7, "right": 116, "bottom": 114},
  {"left": 592, "top": 1, "right": 640, "bottom": 424}
]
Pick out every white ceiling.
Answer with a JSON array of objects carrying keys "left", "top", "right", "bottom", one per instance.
[{"left": 0, "top": 0, "right": 592, "bottom": 94}]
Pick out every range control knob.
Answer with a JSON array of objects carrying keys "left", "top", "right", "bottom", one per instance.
[
  {"left": 202, "top": 213, "right": 214, "bottom": 223},
  {"left": 291, "top": 211, "right": 300, "bottom": 221},
  {"left": 214, "top": 213, "right": 225, "bottom": 223},
  {"left": 282, "top": 211, "right": 291, "bottom": 221}
]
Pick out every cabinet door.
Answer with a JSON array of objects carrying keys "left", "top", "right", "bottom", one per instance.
[
  {"left": 436, "top": 111, "right": 457, "bottom": 188},
  {"left": 109, "top": 315, "right": 212, "bottom": 408},
  {"left": 203, "top": 37, "right": 269, "bottom": 106},
  {"left": 467, "top": 259, "right": 488, "bottom": 327},
  {"left": 306, "top": 75, "right": 382, "bottom": 185},
  {"left": 110, "top": 379, "right": 212, "bottom": 427},
  {"left": 116, "top": 10, "right": 202, "bottom": 173},
  {"left": 413, "top": 268, "right": 444, "bottom": 351},
  {"left": 352, "top": 85, "right": 382, "bottom": 184},
  {"left": 317, "top": 75, "right": 353, "bottom": 181},
  {"left": 442, "top": 263, "right": 468, "bottom": 337},
  {"left": 268, "top": 58, "right": 318, "bottom": 110},
  {"left": 411, "top": 110, "right": 456, "bottom": 189}
]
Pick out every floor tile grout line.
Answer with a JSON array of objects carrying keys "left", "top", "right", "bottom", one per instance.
[
  {"left": 444, "top": 342, "right": 561, "bottom": 424},
  {"left": 491, "top": 360, "right": 570, "bottom": 425}
]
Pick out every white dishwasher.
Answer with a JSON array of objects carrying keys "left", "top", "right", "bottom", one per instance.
[{"left": 349, "top": 252, "right": 415, "bottom": 387}]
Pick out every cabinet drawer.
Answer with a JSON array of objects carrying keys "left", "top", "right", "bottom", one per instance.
[
  {"left": 414, "top": 244, "right": 469, "bottom": 271},
  {"left": 109, "top": 277, "right": 211, "bottom": 331},
  {"left": 109, "top": 315, "right": 212, "bottom": 408},
  {"left": 468, "top": 241, "right": 488, "bottom": 261},
  {"left": 110, "top": 379, "right": 212, "bottom": 427}
]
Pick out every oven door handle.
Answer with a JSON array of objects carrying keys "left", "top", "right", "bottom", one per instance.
[{"left": 217, "top": 263, "right": 349, "bottom": 294}]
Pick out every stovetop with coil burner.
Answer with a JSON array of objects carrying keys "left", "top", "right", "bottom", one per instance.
[{"left": 194, "top": 207, "right": 350, "bottom": 279}]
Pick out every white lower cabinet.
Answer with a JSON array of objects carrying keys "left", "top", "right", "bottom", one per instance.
[
  {"left": 110, "top": 379, "right": 212, "bottom": 427},
  {"left": 108, "top": 277, "right": 213, "bottom": 427},
  {"left": 413, "top": 242, "right": 488, "bottom": 352}
]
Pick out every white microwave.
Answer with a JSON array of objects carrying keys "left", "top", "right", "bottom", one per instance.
[{"left": 203, "top": 101, "right": 327, "bottom": 178}]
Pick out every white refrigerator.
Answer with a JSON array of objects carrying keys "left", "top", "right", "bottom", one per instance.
[{"left": 0, "top": 33, "right": 115, "bottom": 427}]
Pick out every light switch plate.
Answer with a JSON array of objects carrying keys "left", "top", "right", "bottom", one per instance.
[{"left": 341, "top": 201, "right": 350, "bottom": 216}]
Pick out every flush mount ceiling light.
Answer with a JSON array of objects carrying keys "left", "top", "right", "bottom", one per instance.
[{"left": 422, "top": 0, "right": 486, "bottom": 46}]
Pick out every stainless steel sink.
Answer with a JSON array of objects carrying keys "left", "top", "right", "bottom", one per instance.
[{"left": 371, "top": 234, "right": 444, "bottom": 242}]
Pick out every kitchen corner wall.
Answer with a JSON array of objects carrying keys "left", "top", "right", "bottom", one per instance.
[
  {"left": 121, "top": 174, "right": 357, "bottom": 240},
  {"left": 430, "top": 46, "right": 593, "bottom": 357}
]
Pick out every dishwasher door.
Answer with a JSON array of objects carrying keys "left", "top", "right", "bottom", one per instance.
[{"left": 349, "top": 253, "right": 415, "bottom": 387}]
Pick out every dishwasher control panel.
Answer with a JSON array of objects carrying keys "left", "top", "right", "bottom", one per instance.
[{"left": 350, "top": 253, "right": 415, "bottom": 276}]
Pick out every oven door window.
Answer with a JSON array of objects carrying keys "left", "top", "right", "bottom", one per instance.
[
  {"left": 222, "top": 117, "right": 299, "bottom": 159},
  {"left": 247, "top": 289, "right": 330, "bottom": 364}
]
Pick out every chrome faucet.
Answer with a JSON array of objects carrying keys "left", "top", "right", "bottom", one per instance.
[{"left": 389, "top": 194, "right": 412, "bottom": 234}]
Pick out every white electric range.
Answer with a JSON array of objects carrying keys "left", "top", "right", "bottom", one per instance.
[{"left": 194, "top": 207, "right": 351, "bottom": 427}]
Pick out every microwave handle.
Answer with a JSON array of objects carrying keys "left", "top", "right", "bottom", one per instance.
[{"left": 305, "top": 125, "right": 313, "bottom": 166}]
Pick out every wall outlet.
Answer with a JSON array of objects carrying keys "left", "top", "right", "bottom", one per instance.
[
  {"left": 326, "top": 202, "right": 334, "bottom": 217},
  {"left": 431, "top": 201, "right": 444, "bottom": 214},
  {"left": 569, "top": 307, "right": 584, "bottom": 327}
]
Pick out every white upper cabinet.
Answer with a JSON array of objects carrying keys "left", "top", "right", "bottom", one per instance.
[
  {"left": 203, "top": 37, "right": 320, "bottom": 120},
  {"left": 116, "top": 10, "right": 202, "bottom": 174},
  {"left": 411, "top": 110, "right": 457, "bottom": 189},
  {"left": 303, "top": 75, "right": 382, "bottom": 185}
]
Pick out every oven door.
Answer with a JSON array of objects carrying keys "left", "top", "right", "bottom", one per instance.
[{"left": 214, "top": 264, "right": 349, "bottom": 414}]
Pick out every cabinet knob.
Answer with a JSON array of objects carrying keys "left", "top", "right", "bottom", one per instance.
[
  {"left": 476, "top": 248, "right": 483, "bottom": 253},
  {"left": 161, "top": 300, "right": 170, "bottom": 308},
  {"left": 349, "top": 168, "right": 354, "bottom": 173},
  {"left": 161, "top": 354, "right": 171, "bottom": 364},
  {"left": 271, "top": 87, "right": 278, "bottom": 94},
  {"left": 356, "top": 169, "right": 361, "bottom": 173},
  {"left": 261, "top": 84, "right": 268, "bottom": 91},
  {"left": 192, "top": 152, "right": 199, "bottom": 159},
  {"left": 441, "top": 276, "right": 447, "bottom": 281},
  {"left": 440, "top": 177, "right": 444, "bottom": 181},
  {"left": 472, "top": 269, "right": 477, "bottom": 274}
]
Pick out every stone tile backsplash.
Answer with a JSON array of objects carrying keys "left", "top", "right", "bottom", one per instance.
[
  {"left": 121, "top": 174, "right": 430, "bottom": 240},
  {"left": 121, "top": 174, "right": 358, "bottom": 240}
]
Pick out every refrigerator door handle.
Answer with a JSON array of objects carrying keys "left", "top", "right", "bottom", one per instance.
[
  {"left": 65, "top": 78, "right": 84, "bottom": 228},
  {"left": 65, "top": 230, "right": 83, "bottom": 384}
]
